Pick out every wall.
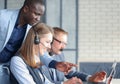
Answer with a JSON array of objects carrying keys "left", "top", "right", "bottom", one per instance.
[
  {"left": 0, "top": 0, "right": 24, "bottom": 9},
  {"left": 78, "top": 0, "right": 120, "bottom": 63},
  {"left": 7, "top": 0, "right": 24, "bottom": 9}
]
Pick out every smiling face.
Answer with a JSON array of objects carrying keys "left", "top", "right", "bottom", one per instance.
[
  {"left": 51, "top": 33, "right": 67, "bottom": 55},
  {"left": 39, "top": 33, "right": 53, "bottom": 55},
  {"left": 22, "top": 3, "right": 45, "bottom": 26}
]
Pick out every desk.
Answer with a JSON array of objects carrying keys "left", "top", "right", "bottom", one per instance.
[
  {"left": 83, "top": 79, "right": 120, "bottom": 84},
  {"left": 111, "top": 79, "right": 120, "bottom": 84}
]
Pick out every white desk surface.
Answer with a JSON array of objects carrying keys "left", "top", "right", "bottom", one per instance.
[
  {"left": 111, "top": 79, "right": 120, "bottom": 84},
  {"left": 83, "top": 79, "right": 120, "bottom": 84}
]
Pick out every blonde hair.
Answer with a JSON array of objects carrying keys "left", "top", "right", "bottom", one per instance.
[
  {"left": 53, "top": 27, "right": 68, "bottom": 38},
  {"left": 20, "top": 23, "right": 53, "bottom": 68}
]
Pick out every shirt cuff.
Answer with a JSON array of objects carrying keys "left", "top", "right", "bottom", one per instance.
[
  {"left": 61, "top": 82, "right": 64, "bottom": 84},
  {"left": 86, "top": 75, "right": 92, "bottom": 81},
  {"left": 48, "top": 60, "right": 57, "bottom": 69}
]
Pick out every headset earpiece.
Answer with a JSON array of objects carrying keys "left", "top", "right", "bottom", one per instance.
[
  {"left": 34, "top": 33, "right": 40, "bottom": 44},
  {"left": 32, "top": 26, "right": 40, "bottom": 45}
]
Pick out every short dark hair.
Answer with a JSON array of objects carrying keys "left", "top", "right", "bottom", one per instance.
[{"left": 23, "top": 0, "right": 44, "bottom": 7}]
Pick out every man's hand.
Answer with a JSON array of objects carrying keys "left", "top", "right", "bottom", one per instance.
[
  {"left": 88, "top": 71, "right": 107, "bottom": 83},
  {"left": 64, "top": 77, "right": 83, "bottom": 84},
  {"left": 55, "top": 62, "right": 77, "bottom": 73}
]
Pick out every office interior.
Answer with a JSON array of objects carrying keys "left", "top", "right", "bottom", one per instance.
[{"left": 0, "top": 0, "right": 120, "bottom": 82}]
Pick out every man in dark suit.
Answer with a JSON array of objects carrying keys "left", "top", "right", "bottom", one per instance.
[{"left": 41, "top": 27, "right": 107, "bottom": 84}]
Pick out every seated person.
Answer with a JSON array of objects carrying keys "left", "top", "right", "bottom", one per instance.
[
  {"left": 41, "top": 27, "right": 106, "bottom": 84},
  {"left": 10, "top": 23, "right": 83, "bottom": 84}
]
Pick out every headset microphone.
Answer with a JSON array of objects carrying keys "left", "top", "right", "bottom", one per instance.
[
  {"left": 60, "top": 49, "right": 63, "bottom": 51},
  {"left": 40, "top": 42, "right": 48, "bottom": 48},
  {"left": 53, "top": 45, "right": 64, "bottom": 51}
]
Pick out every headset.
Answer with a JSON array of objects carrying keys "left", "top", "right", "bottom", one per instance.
[
  {"left": 32, "top": 26, "right": 40, "bottom": 45},
  {"left": 32, "top": 23, "right": 49, "bottom": 48}
]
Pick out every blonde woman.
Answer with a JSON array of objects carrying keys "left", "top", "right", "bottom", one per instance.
[
  {"left": 10, "top": 23, "right": 54, "bottom": 84},
  {"left": 10, "top": 23, "right": 83, "bottom": 84}
]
